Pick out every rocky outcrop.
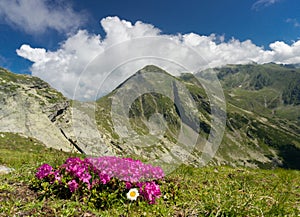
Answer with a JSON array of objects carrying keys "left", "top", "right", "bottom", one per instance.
[
  {"left": 54, "top": 101, "right": 114, "bottom": 156},
  {"left": 0, "top": 68, "right": 114, "bottom": 156}
]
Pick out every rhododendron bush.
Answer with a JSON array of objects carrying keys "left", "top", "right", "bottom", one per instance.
[{"left": 32, "top": 156, "right": 166, "bottom": 208}]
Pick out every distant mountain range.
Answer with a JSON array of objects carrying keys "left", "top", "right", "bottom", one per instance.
[{"left": 1, "top": 63, "right": 299, "bottom": 169}]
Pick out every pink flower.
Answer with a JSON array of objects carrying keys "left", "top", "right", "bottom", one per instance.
[
  {"left": 53, "top": 170, "right": 61, "bottom": 181},
  {"left": 99, "top": 173, "right": 110, "bottom": 184},
  {"left": 68, "top": 179, "right": 79, "bottom": 193},
  {"left": 74, "top": 166, "right": 85, "bottom": 177},
  {"left": 80, "top": 173, "right": 91, "bottom": 185},
  {"left": 138, "top": 181, "right": 161, "bottom": 204},
  {"left": 36, "top": 164, "right": 53, "bottom": 179},
  {"left": 66, "top": 157, "right": 83, "bottom": 165},
  {"left": 125, "top": 182, "right": 132, "bottom": 189}
]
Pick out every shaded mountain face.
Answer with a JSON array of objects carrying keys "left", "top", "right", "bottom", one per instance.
[
  {"left": 1, "top": 64, "right": 300, "bottom": 169},
  {"left": 200, "top": 63, "right": 300, "bottom": 169}
]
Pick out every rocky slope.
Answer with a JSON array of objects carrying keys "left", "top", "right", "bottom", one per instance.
[{"left": 0, "top": 68, "right": 114, "bottom": 155}]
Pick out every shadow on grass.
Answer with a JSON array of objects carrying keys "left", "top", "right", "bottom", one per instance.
[{"left": 278, "top": 144, "right": 300, "bottom": 170}]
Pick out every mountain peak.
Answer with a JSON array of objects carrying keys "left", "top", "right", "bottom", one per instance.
[
  {"left": 139, "top": 65, "right": 165, "bottom": 72},
  {"left": 137, "top": 65, "right": 172, "bottom": 76},
  {"left": 112, "top": 65, "right": 175, "bottom": 92}
]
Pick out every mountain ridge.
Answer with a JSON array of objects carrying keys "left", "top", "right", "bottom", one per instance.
[{"left": 1, "top": 64, "right": 300, "bottom": 169}]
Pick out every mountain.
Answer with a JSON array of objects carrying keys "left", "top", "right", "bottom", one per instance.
[
  {"left": 97, "top": 64, "right": 300, "bottom": 169},
  {"left": 211, "top": 63, "right": 300, "bottom": 169},
  {"left": 96, "top": 65, "right": 212, "bottom": 168},
  {"left": 1, "top": 64, "right": 299, "bottom": 169},
  {"left": 215, "top": 63, "right": 300, "bottom": 118}
]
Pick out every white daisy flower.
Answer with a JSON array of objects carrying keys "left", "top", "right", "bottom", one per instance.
[{"left": 126, "top": 188, "right": 139, "bottom": 201}]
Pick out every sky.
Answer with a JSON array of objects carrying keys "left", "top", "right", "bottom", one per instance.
[{"left": 0, "top": 0, "right": 300, "bottom": 100}]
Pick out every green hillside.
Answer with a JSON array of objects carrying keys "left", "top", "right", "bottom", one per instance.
[
  {"left": 96, "top": 64, "right": 300, "bottom": 170},
  {"left": 215, "top": 63, "right": 300, "bottom": 123}
]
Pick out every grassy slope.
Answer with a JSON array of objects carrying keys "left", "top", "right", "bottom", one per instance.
[
  {"left": 218, "top": 63, "right": 300, "bottom": 123},
  {"left": 0, "top": 133, "right": 299, "bottom": 216},
  {"left": 95, "top": 65, "right": 300, "bottom": 169},
  {"left": 212, "top": 63, "right": 300, "bottom": 169}
]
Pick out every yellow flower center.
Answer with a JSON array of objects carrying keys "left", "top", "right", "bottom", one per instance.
[{"left": 130, "top": 191, "right": 136, "bottom": 197}]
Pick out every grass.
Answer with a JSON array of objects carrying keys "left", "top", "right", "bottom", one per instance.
[{"left": 0, "top": 132, "right": 299, "bottom": 216}]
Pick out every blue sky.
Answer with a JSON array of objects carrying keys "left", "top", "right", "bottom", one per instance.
[
  {"left": 0, "top": 0, "right": 299, "bottom": 74},
  {"left": 79, "top": 0, "right": 300, "bottom": 45},
  {"left": 0, "top": 0, "right": 300, "bottom": 99}
]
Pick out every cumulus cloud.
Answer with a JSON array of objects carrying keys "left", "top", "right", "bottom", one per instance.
[
  {"left": 252, "top": 0, "right": 281, "bottom": 10},
  {"left": 16, "top": 16, "right": 300, "bottom": 101},
  {"left": 17, "top": 30, "right": 103, "bottom": 98},
  {"left": 268, "top": 40, "right": 300, "bottom": 63},
  {"left": 0, "top": 0, "right": 85, "bottom": 34}
]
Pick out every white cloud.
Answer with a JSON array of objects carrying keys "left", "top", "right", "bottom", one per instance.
[
  {"left": 268, "top": 40, "right": 300, "bottom": 63},
  {"left": 100, "top": 17, "right": 161, "bottom": 46},
  {"left": 17, "top": 30, "right": 103, "bottom": 98},
  {"left": 16, "top": 45, "right": 47, "bottom": 62},
  {"left": 286, "top": 18, "right": 300, "bottom": 28},
  {"left": 0, "top": 0, "right": 85, "bottom": 34},
  {"left": 252, "top": 0, "right": 281, "bottom": 10},
  {"left": 16, "top": 16, "right": 300, "bottom": 101}
]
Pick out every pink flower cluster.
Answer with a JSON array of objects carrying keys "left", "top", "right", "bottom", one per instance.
[
  {"left": 68, "top": 179, "right": 79, "bottom": 193},
  {"left": 36, "top": 163, "right": 53, "bottom": 179},
  {"left": 62, "top": 157, "right": 93, "bottom": 190},
  {"left": 85, "top": 156, "right": 165, "bottom": 183},
  {"left": 35, "top": 156, "right": 164, "bottom": 204},
  {"left": 137, "top": 181, "right": 162, "bottom": 204},
  {"left": 36, "top": 163, "right": 61, "bottom": 183}
]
